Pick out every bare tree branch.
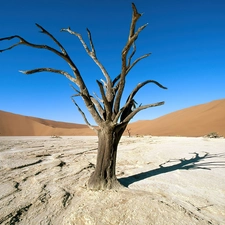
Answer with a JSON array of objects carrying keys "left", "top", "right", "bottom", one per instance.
[
  {"left": 90, "top": 96, "right": 105, "bottom": 119},
  {"left": 93, "top": 92, "right": 103, "bottom": 103},
  {"left": 86, "top": 28, "right": 96, "bottom": 55},
  {"left": 121, "top": 23, "right": 148, "bottom": 74},
  {"left": 0, "top": 34, "right": 83, "bottom": 83},
  {"left": 112, "top": 52, "right": 151, "bottom": 87},
  {"left": 35, "top": 23, "right": 68, "bottom": 55},
  {"left": 0, "top": 35, "right": 63, "bottom": 57},
  {"left": 126, "top": 80, "right": 167, "bottom": 102},
  {"left": 61, "top": 27, "right": 90, "bottom": 52},
  {"left": 113, "top": 80, "right": 167, "bottom": 123},
  {"left": 71, "top": 97, "right": 98, "bottom": 133},
  {"left": 70, "top": 83, "right": 80, "bottom": 94},
  {"left": 61, "top": 27, "right": 113, "bottom": 101},
  {"left": 121, "top": 101, "right": 165, "bottom": 124},
  {"left": 113, "top": 3, "right": 147, "bottom": 115},
  {"left": 0, "top": 28, "right": 86, "bottom": 85},
  {"left": 0, "top": 26, "right": 104, "bottom": 126},
  {"left": 129, "top": 3, "right": 143, "bottom": 37},
  {"left": 19, "top": 68, "right": 77, "bottom": 83},
  {"left": 0, "top": 39, "right": 21, "bottom": 52},
  {"left": 70, "top": 84, "right": 104, "bottom": 120},
  {"left": 127, "top": 43, "right": 136, "bottom": 68},
  {"left": 96, "top": 80, "right": 111, "bottom": 120},
  {"left": 126, "top": 53, "right": 151, "bottom": 75}
]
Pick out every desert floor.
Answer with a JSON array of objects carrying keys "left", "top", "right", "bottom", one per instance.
[{"left": 0, "top": 136, "right": 224, "bottom": 225}]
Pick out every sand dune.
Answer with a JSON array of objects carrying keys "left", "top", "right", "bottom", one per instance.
[
  {"left": 0, "top": 110, "right": 95, "bottom": 136},
  {"left": 0, "top": 99, "right": 225, "bottom": 136},
  {"left": 128, "top": 99, "right": 225, "bottom": 137}
]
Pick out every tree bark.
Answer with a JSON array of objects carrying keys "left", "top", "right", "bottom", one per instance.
[{"left": 87, "top": 125, "right": 126, "bottom": 190}]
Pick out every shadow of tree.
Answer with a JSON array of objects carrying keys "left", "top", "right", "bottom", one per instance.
[{"left": 119, "top": 152, "right": 225, "bottom": 187}]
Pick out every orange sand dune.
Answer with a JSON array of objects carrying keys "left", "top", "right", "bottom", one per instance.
[
  {"left": 128, "top": 99, "right": 225, "bottom": 137},
  {"left": 0, "top": 110, "right": 95, "bottom": 136},
  {"left": 0, "top": 99, "right": 225, "bottom": 136}
]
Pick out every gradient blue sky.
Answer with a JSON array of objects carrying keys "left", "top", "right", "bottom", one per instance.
[{"left": 1, "top": 0, "right": 225, "bottom": 124}]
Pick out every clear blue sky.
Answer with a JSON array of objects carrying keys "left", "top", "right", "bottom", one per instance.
[{"left": 0, "top": 0, "right": 224, "bottom": 124}]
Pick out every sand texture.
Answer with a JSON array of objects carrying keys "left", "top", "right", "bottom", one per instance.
[
  {"left": 0, "top": 136, "right": 224, "bottom": 224},
  {"left": 1, "top": 99, "right": 225, "bottom": 137}
]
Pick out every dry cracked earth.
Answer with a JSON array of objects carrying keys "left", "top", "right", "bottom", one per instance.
[{"left": 0, "top": 136, "right": 225, "bottom": 224}]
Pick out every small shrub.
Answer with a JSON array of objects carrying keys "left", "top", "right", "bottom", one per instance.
[
  {"left": 205, "top": 132, "right": 223, "bottom": 138},
  {"left": 51, "top": 135, "right": 62, "bottom": 138}
]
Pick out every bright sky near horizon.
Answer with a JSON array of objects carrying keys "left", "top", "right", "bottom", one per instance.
[{"left": 0, "top": 0, "right": 225, "bottom": 125}]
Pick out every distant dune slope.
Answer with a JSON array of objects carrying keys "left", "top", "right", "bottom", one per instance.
[
  {"left": 0, "top": 110, "right": 95, "bottom": 136},
  {"left": 0, "top": 99, "right": 224, "bottom": 136},
  {"left": 128, "top": 99, "right": 225, "bottom": 137}
]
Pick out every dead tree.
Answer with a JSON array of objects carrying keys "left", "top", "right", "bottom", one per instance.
[
  {"left": 0, "top": 3, "right": 167, "bottom": 190},
  {"left": 127, "top": 128, "right": 132, "bottom": 137}
]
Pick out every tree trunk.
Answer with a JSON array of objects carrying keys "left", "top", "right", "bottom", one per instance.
[{"left": 87, "top": 125, "right": 126, "bottom": 190}]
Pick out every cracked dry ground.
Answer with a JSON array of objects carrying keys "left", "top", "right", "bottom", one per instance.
[{"left": 0, "top": 136, "right": 225, "bottom": 225}]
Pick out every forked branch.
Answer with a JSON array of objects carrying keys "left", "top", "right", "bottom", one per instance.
[
  {"left": 70, "top": 84, "right": 104, "bottom": 119},
  {"left": 96, "top": 80, "right": 112, "bottom": 120},
  {"left": 35, "top": 23, "right": 68, "bottom": 55},
  {"left": 114, "top": 3, "right": 148, "bottom": 114},
  {"left": 112, "top": 52, "right": 151, "bottom": 87},
  {"left": 113, "top": 80, "right": 167, "bottom": 123},
  {"left": 0, "top": 25, "right": 103, "bottom": 126},
  {"left": 0, "top": 35, "right": 63, "bottom": 57},
  {"left": 0, "top": 28, "right": 82, "bottom": 82},
  {"left": 61, "top": 27, "right": 113, "bottom": 101},
  {"left": 90, "top": 96, "right": 105, "bottom": 119},
  {"left": 121, "top": 101, "right": 165, "bottom": 124},
  {"left": 127, "top": 80, "right": 167, "bottom": 103}
]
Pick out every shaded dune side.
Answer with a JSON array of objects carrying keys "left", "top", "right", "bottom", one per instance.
[
  {"left": 128, "top": 99, "right": 225, "bottom": 137},
  {"left": 0, "top": 110, "right": 95, "bottom": 136}
]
